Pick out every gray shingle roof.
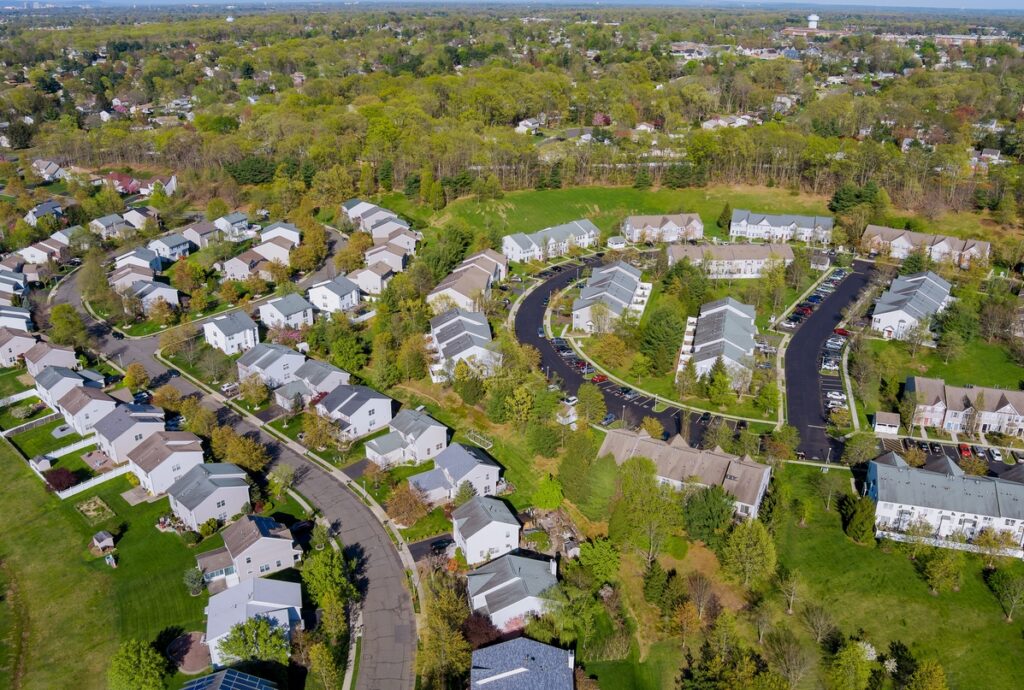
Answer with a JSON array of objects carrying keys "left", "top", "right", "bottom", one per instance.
[
  {"left": 453, "top": 495, "right": 518, "bottom": 539},
  {"left": 874, "top": 271, "right": 951, "bottom": 321},
  {"left": 237, "top": 343, "right": 302, "bottom": 370},
  {"left": 92, "top": 404, "right": 163, "bottom": 441},
  {"left": 310, "top": 275, "right": 359, "bottom": 298},
  {"left": 470, "top": 638, "right": 572, "bottom": 690},
  {"left": 208, "top": 311, "right": 258, "bottom": 337},
  {"left": 573, "top": 261, "right": 643, "bottom": 316},
  {"left": 732, "top": 209, "right": 834, "bottom": 230},
  {"left": 181, "top": 668, "right": 277, "bottom": 690},
  {"left": 294, "top": 359, "right": 347, "bottom": 388},
  {"left": 264, "top": 293, "right": 313, "bottom": 317},
  {"left": 318, "top": 384, "right": 387, "bottom": 418},
  {"left": 168, "top": 463, "right": 248, "bottom": 510},
  {"left": 429, "top": 309, "right": 495, "bottom": 359},
  {"left": 35, "top": 365, "right": 82, "bottom": 391},
  {"left": 390, "top": 408, "right": 445, "bottom": 441}
]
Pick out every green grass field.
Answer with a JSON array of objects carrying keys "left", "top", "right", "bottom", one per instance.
[
  {"left": 0, "top": 398, "right": 50, "bottom": 431},
  {"left": 587, "top": 639, "right": 681, "bottom": 690},
  {"left": 10, "top": 419, "right": 83, "bottom": 458},
  {"left": 866, "top": 338, "right": 1024, "bottom": 389},
  {"left": 0, "top": 368, "right": 31, "bottom": 398}
]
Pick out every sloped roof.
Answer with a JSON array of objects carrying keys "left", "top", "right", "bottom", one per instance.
[
  {"left": 470, "top": 638, "right": 572, "bottom": 690},
  {"left": 168, "top": 463, "right": 248, "bottom": 510},
  {"left": 572, "top": 261, "right": 643, "bottom": 316},
  {"left": 57, "top": 385, "right": 114, "bottom": 415},
  {"left": 454, "top": 496, "right": 519, "bottom": 539},
  {"left": 874, "top": 271, "right": 950, "bottom": 321},
  {"left": 668, "top": 243, "right": 794, "bottom": 264},
  {"left": 222, "top": 515, "right": 292, "bottom": 558},
  {"left": 93, "top": 404, "right": 163, "bottom": 441},
  {"left": 205, "top": 578, "right": 300, "bottom": 641},
  {"left": 263, "top": 293, "right": 313, "bottom": 317},
  {"left": 732, "top": 209, "right": 834, "bottom": 230},
  {"left": 207, "top": 311, "right": 258, "bottom": 337},
  {"left": 466, "top": 552, "right": 555, "bottom": 612},
  {"left": 127, "top": 431, "right": 203, "bottom": 472},
  {"left": 237, "top": 343, "right": 303, "bottom": 371}
]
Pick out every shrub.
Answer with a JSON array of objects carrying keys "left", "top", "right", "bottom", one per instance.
[
  {"left": 199, "top": 518, "right": 220, "bottom": 538},
  {"left": 10, "top": 404, "right": 32, "bottom": 420},
  {"left": 43, "top": 467, "right": 77, "bottom": 492},
  {"left": 182, "top": 530, "right": 201, "bottom": 546},
  {"left": 124, "top": 472, "right": 140, "bottom": 487}
]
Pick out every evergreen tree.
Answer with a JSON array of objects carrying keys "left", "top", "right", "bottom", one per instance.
[
  {"left": 706, "top": 357, "right": 734, "bottom": 406},
  {"left": 717, "top": 202, "right": 732, "bottom": 229},
  {"left": 633, "top": 168, "right": 651, "bottom": 189}
]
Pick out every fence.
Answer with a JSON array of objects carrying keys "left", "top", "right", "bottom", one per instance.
[
  {"left": 2, "top": 411, "right": 61, "bottom": 438},
  {"left": 0, "top": 389, "right": 37, "bottom": 409},
  {"left": 55, "top": 465, "right": 130, "bottom": 500},
  {"left": 46, "top": 436, "right": 98, "bottom": 459}
]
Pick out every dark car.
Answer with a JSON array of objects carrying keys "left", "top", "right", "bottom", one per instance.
[
  {"left": 550, "top": 265, "right": 563, "bottom": 272},
  {"left": 737, "top": 420, "right": 748, "bottom": 431},
  {"left": 617, "top": 386, "right": 631, "bottom": 395},
  {"left": 807, "top": 295, "right": 823, "bottom": 304},
  {"left": 111, "top": 331, "right": 125, "bottom": 340},
  {"left": 167, "top": 368, "right": 181, "bottom": 378},
  {"left": 430, "top": 537, "right": 455, "bottom": 554},
  {"left": 917, "top": 441, "right": 929, "bottom": 451},
  {"left": 699, "top": 411, "right": 712, "bottom": 425},
  {"left": 930, "top": 443, "right": 942, "bottom": 454},
  {"left": 600, "top": 412, "right": 616, "bottom": 426}
]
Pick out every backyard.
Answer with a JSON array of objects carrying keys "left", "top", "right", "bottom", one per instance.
[
  {"left": 0, "top": 397, "right": 51, "bottom": 431},
  {"left": 0, "top": 367, "right": 31, "bottom": 398},
  {"left": 9, "top": 418, "right": 83, "bottom": 458}
]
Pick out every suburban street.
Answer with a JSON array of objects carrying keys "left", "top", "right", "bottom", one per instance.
[
  {"left": 785, "top": 259, "right": 872, "bottom": 460},
  {"left": 54, "top": 266, "right": 416, "bottom": 690}
]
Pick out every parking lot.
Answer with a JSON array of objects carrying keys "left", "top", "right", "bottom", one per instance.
[{"left": 879, "top": 436, "right": 1023, "bottom": 478}]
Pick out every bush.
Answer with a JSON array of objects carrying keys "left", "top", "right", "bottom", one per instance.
[
  {"left": 182, "top": 530, "right": 201, "bottom": 546},
  {"left": 124, "top": 472, "right": 140, "bottom": 487},
  {"left": 43, "top": 467, "right": 77, "bottom": 492},
  {"left": 199, "top": 518, "right": 220, "bottom": 538},
  {"left": 10, "top": 404, "right": 32, "bottom": 420}
]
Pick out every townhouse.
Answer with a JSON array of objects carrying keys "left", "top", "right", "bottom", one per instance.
[
  {"left": 729, "top": 210, "right": 833, "bottom": 244},
  {"left": 314, "top": 384, "right": 392, "bottom": 439},
  {"left": 0, "top": 327, "right": 35, "bottom": 367},
  {"left": 571, "top": 261, "right": 651, "bottom": 333},
  {"left": 453, "top": 496, "right": 521, "bottom": 566},
  {"left": 347, "top": 263, "right": 394, "bottom": 297},
  {"left": 426, "top": 309, "right": 503, "bottom": 383},
  {"left": 501, "top": 219, "right": 599, "bottom": 263},
  {"left": 236, "top": 343, "right": 305, "bottom": 388},
  {"left": 17, "top": 238, "right": 67, "bottom": 266},
  {"left": 871, "top": 271, "right": 951, "bottom": 340},
  {"left": 307, "top": 275, "right": 361, "bottom": 314},
  {"left": 203, "top": 311, "right": 259, "bottom": 355},
  {"left": 126, "top": 280, "right": 180, "bottom": 313},
  {"left": 258, "top": 294, "right": 314, "bottom": 330},
  {"left": 168, "top": 463, "right": 250, "bottom": 531},
  {"left": 182, "top": 220, "right": 220, "bottom": 249},
  {"left": 905, "top": 376, "right": 1024, "bottom": 437},
  {"left": 365, "top": 408, "right": 448, "bottom": 468},
  {"left": 678, "top": 297, "right": 758, "bottom": 386},
  {"left": 622, "top": 213, "right": 704, "bottom": 243},
  {"left": 410, "top": 443, "right": 502, "bottom": 506},
  {"left": 364, "top": 242, "right": 410, "bottom": 274},
  {"left": 0, "top": 306, "right": 32, "bottom": 332},
  {"left": 427, "top": 249, "right": 508, "bottom": 314},
  {"left": 114, "top": 248, "right": 162, "bottom": 272},
  {"left": 861, "top": 225, "right": 991, "bottom": 269},
  {"left": 667, "top": 243, "right": 794, "bottom": 279},
  {"left": 340, "top": 199, "right": 401, "bottom": 233},
  {"left": 214, "top": 212, "right": 252, "bottom": 241},
  {"left": 467, "top": 554, "right": 557, "bottom": 628},
  {"left": 127, "top": 431, "right": 205, "bottom": 495},
  {"left": 197, "top": 515, "right": 302, "bottom": 586}
]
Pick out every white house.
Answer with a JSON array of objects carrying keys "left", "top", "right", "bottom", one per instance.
[
  {"left": 197, "top": 515, "right": 302, "bottom": 587},
  {"left": 622, "top": 214, "right": 704, "bottom": 243},
  {"left": 347, "top": 264, "right": 394, "bottom": 297},
  {"left": 126, "top": 431, "right": 205, "bottom": 495},
  {"left": 427, "top": 309, "right": 503, "bottom": 383},
  {"left": 307, "top": 275, "right": 361, "bottom": 314},
  {"left": 90, "top": 213, "right": 132, "bottom": 239},
  {"left": 470, "top": 639, "right": 574, "bottom": 689},
  {"left": 364, "top": 242, "right": 409, "bottom": 274},
  {"left": 410, "top": 443, "right": 502, "bottom": 506},
  {"left": 32, "top": 159, "right": 66, "bottom": 182},
  {"left": 0, "top": 306, "right": 32, "bottom": 332},
  {"left": 127, "top": 280, "right": 180, "bottom": 313},
  {"left": 729, "top": 210, "right": 833, "bottom": 244},
  {"left": 17, "top": 239, "right": 67, "bottom": 266},
  {"left": 168, "top": 463, "right": 251, "bottom": 531},
  {"left": 23, "top": 201, "right": 63, "bottom": 228},
  {"left": 0, "top": 327, "right": 35, "bottom": 367},
  {"left": 203, "top": 312, "right": 259, "bottom": 355},
  {"left": 110, "top": 265, "right": 155, "bottom": 291},
  {"left": 123, "top": 206, "right": 160, "bottom": 231},
  {"left": 427, "top": 249, "right": 508, "bottom": 314},
  {"left": 515, "top": 118, "right": 540, "bottom": 134},
  {"left": 258, "top": 294, "right": 314, "bottom": 330},
  {"left": 182, "top": 220, "right": 220, "bottom": 249},
  {"left": 236, "top": 343, "right": 305, "bottom": 389},
  {"left": 147, "top": 233, "right": 191, "bottom": 261},
  {"left": 140, "top": 175, "right": 177, "bottom": 197},
  {"left": 222, "top": 250, "right": 269, "bottom": 281},
  {"left": 501, "top": 219, "right": 599, "bottom": 263},
  {"left": 874, "top": 411, "right": 901, "bottom": 435},
  {"left": 467, "top": 554, "right": 557, "bottom": 629},
  {"left": 340, "top": 199, "right": 400, "bottom": 233},
  {"left": 214, "top": 212, "right": 252, "bottom": 241},
  {"left": 0, "top": 269, "right": 28, "bottom": 306},
  {"left": 314, "top": 384, "right": 392, "bottom": 439},
  {"left": 93, "top": 404, "right": 165, "bottom": 464},
  {"left": 272, "top": 359, "right": 351, "bottom": 409},
  {"left": 453, "top": 496, "right": 521, "bottom": 566},
  {"left": 905, "top": 376, "right": 1024, "bottom": 437},
  {"left": 867, "top": 452, "right": 1024, "bottom": 554},
  {"left": 252, "top": 237, "right": 295, "bottom": 266},
  {"left": 571, "top": 261, "right": 651, "bottom": 333},
  {"left": 260, "top": 221, "right": 302, "bottom": 247},
  {"left": 205, "top": 579, "right": 303, "bottom": 668},
  {"left": 861, "top": 225, "right": 990, "bottom": 269},
  {"left": 114, "top": 248, "right": 161, "bottom": 272},
  {"left": 365, "top": 408, "right": 448, "bottom": 468},
  {"left": 34, "top": 366, "right": 87, "bottom": 408},
  {"left": 56, "top": 386, "right": 117, "bottom": 436},
  {"left": 667, "top": 243, "right": 795, "bottom": 279},
  {"left": 871, "top": 271, "right": 951, "bottom": 340},
  {"left": 24, "top": 342, "right": 77, "bottom": 378},
  {"left": 678, "top": 297, "right": 758, "bottom": 388}
]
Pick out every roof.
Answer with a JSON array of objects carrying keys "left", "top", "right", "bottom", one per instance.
[
  {"left": 413, "top": 444, "right": 502, "bottom": 494},
  {"left": 318, "top": 384, "right": 388, "bottom": 418},
  {"left": 183, "top": 220, "right": 218, "bottom": 237},
  {"left": 237, "top": 343, "right": 303, "bottom": 371},
  {"left": 151, "top": 232, "right": 189, "bottom": 248},
  {"left": 599, "top": 428, "right": 770, "bottom": 507},
  {"left": 309, "top": 275, "right": 360, "bottom": 299},
  {"left": 0, "top": 326, "right": 33, "bottom": 348},
  {"left": 732, "top": 209, "right": 834, "bottom": 231},
  {"left": 92, "top": 404, "right": 163, "bottom": 441},
  {"left": 625, "top": 213, "right": 702, "bottom": 229},
  {"left": 906, "top": 376, "right": 1024, "bottom": 415},
  {"left": 220, "top": 211, "right": 247, "bottom": 224},
  {"left": 294, "top": 359, "right": 348, "bottom": 387},
  {"left": 466, "top": 553, "right": 556, "bottom": 616},
  {"left": 862, "top": 225, "right": 991, "bottom": 259},
  {"left": 470, "top": 638, "right": 572, "bottom": 690},
  {"left": 429, "top": 309, "right": 495, "bottom": 359},
  {"left": 572, "top": 261, "right": 643, "bottom": 317},
  {"left": 871, "top": 452, "right": 1024, "bottom": 520},
  {"left": 35, "top": 365, "right": 83, "bottom": 391},
  {"left": 24, "top": 341, "right": 74, "bottom": 365},
  {"left": 222, "top": 515, "right": 292, "bottom": 558},
  {"left": 205, "top": 578, "right": 301, "bottom": 641},
  {"left": 874, "top": 271, "right": 950, "bottom": 321},
  {"left": 129, "top": 280, "right": 178, "bottom": 301},
  {"left": 168, "top": 463, "right": 248, "bottom": 510},
  {"left": 875, "top": 411, "right": 901, "bottom": 426},
  {"left": 453, "top": 495, "right": 519, "bottom": 539},
  {"left": 182, "top": 669, "right": 277, "bottom": 690},
  {"left": 390, "top": 408, "right": 445, "bottom": 441},
  {"left": 93, "top": 213, "right": 123, "bottom": 228},
  {"left": 263, "top": 293, "right": 313, "bottom": 317},
  {"left": 691, "top": 298, "right": 757, "bottom": 365},
  {"left": 207, "top": 311, "right": 257, "bottom": 337},
  {"left": 110, "top": 264, "right": 154, "bottom": 284},
  {"left": 668, "top": 243, "right": 794, "bottom": 264},
  {"left": 57, "top": 386, "right": 114, "bottom": 415},
  {"left": 116, "top": 247, "right": 157, "bottom": 264},
  {"left": 128, "top": 431, "right": 203, "bottom": 472}
]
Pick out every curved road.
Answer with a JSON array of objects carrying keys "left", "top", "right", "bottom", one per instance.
[{"left": 53, "top": 270, "right": 416, "bottom": 690}]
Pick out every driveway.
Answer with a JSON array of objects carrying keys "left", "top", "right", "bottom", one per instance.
[{"left": 784, "top": 260, "right": 872, "bottom": 460}]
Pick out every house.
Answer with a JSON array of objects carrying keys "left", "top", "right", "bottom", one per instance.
[
  {"left": 427, "top": 249, "right": 508, "bottom": 314},
  {"left": 252, "top": 237, "right": 295, "bottom": 266},
  {"left": 105, "top": 172, "right": 141, "bottom": 195},
  {"left": 182, "top": 220, "right": 220, "bottom": 249},
  {"left": 0, "top": 306, "right": 32, "bottom": 332},
  {"left": 452, "top": 496, "right": 521, "bottom": 565},
  {"left": 368, "top": 217, "right": 412, "bottom": 243},
  {"left": 874, "top": 411, "right": 901, "bottom": 435},
  {"left": 348, "top": 263, "right": 394, "bottom": 297},
  {"left": 315, "top": 384, "right": 392, "bottom": 439},
  {"left": 501, "top": 219, "right": 599, "bottom": 262},
  {"left": 622, "top": 214, "right": 704, "bottom": 243},
  {"left": 0, "top": 268, "right": 28, "bottom": 305},
  {"left": 205, "top": 578, "right": 302, "bottom": 668},
  {"left": 467, "top": 553, "right": 557, "bottom": 629},
  {"left": 307, "top": 275, "right": 361, "bottom": 314},
  {"left": 364, "top": 242, "right": 410, "bottom": 274},
  {"left": 515, "top": 118, "right": 540, "bottom": 134},
  {"left": 236, "top": 343, "right": 305, "bottom": 388},
  {"left": 365, "top": 408, "right": 448, "bottom": 468},
  {"left": 410, "top": 443, "right": 502, "bottom": 506},
  {"left": 32, "top": 159, "right": 66, "bottom": 182},
  {"left": 147, "top": 233, "right": 191, "bottom": 261},
  {"left": 376, "top": 228, "right": 421, "bottom": 255},
  {"left": 861, "top": 225, "right": 990, "bottom": 269},
  {"left": 90, "top": 213, "right": 133, "bottom": 239},
  {"left": 729, "top": 210, "right": 833, "bottom": 244},
  {"left": 572, "top": 261, "right": 651, "bottom": 333},
  {"left": 340, "top": 199, "right": 400, "bottom": 233},
  {"left": 24, "top": 342, "right": 77, "bottom": 377},
  {"left": 0, "top": 328, "right": 35, "bottom": 367},
  {"left": 261, "top": 221, "right": 301, "bottom": 247},
  {"left": 599, "top": 428, "right": 772, "bottom": 518},
  {"left": 272, "top": 359, "right": 351, "bottom": 409},
  {"left": 470, "top": 638, "right": 574, "bottom": 689},
  {"left": 677, "top": 298, "right": 757, "bottom": 387},
  {"left": 667, "top": 243, "right": 794, "bottom": 279},
  {"left": 123, "top": 206, "right": 160, "bottom": 231},
  {"left": 871, "top": 271, "right": 951, "bottom": 340},
  {"left": 56, "top": 386, "right": 117, "bottom": 436},
  {"left": 168, "top": 463, "right": 251, "bottom": 531},
  {"left": 182, "top": 669, "right": 277, "bottom": 690},
  {"left": 222, "top": 250, "right": 270, "bottom": 281},
  {"left": 197, "top": 515, "right": 302, "bottom": 587},
  {"left": 866, "top": 452, "right": 1024, "bottom": 553},
  {"left": 23, "top": 200, "right": 63, "bottom": 227},
  {"left": 259, "top": 294, "right": 314, "bottom": 330},
  {"left": 140, "top": 175, "right": 177, "bottom": 197},
  {"left": 110, "top": 265, "right": 154, "bottom": 291},
  {"left": 203, "top": 312, "right": 259, "bottom": 355},
  {"left": 17, "top": 239, "right": 67, "bottom": 266},
  {"left": 427, "top": 309, "right": 503, "bottom": 383},
  {"left": 93, "top": 404, "right": 165, "bottom": 464},
  {"left": 126, "top": 431, "right": 204, "bottom": 495},
  {"left": 114, "top": 248, "right": 161, "bottom": 272},
  {"left": 127, "top": 280, "right": 180, "bottom": 313},
  {"left": 905, "top": 376, "right": 1024, "bottom": 437},
  {"left": 214, "top": 212, "right": 251, "bottom": 241}
]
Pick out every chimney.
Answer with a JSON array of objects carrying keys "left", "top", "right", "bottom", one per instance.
[
  {"left": 568, "top": 649, "right": 575, "bottom": 670},
  {"left": 549, "top": 558, "right": 557, "bottom": 576}
]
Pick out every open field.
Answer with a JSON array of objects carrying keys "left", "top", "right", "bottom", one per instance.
[{"left": 866, "top": 338, "right": 1024, "bottom": 389}]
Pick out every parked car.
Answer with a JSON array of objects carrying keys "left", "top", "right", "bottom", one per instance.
[
  {"left": 591, "top": 374, "right": 608, "bottom": 383},
  {"left": 698, "top": 412, "right": 712, "bottom": 425},
  {"left": 826, "top": 392, "right": 847, "bottom": 401},
  {"left": 537, "top": 327, "right": 545, "bottom": 337},
  {"left": 111, "top": 331, "right": 125, "bottom": 340},
  {"left": 1012, "top": 450, "right": 1024, "bottom": 464},
  {"left": 958, "top": 443, "right": 972, "bottom": 458},
  {"left": 834, "top": 328, "right": 851, "bottom": 337},
  {"left": 930, "top": 443, "right": 942, "bottom": 454},
  {"left": 917, "top": 441, "right": 930, "bottom": 451},
  {"left": 562, "top": 396, "right": 578, "bottom": 406},
  {"left": 807, "top": 295, "right": 823, "bottom": 304},
  {"left": 992, "top": 448, "right": 1004, "bottom": 463},
  {"left": 600, "top": 413, "right": 616, "bottom": 426},
  {"left": 973, "top": 446, "right": 988, "bottom": 460}
]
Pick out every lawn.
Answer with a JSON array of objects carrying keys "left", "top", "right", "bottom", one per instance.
[
  {"left": 10, "top": 419, "right": 83, "bottom": 458},
  {"left": 400, "top": 507, "right": 450, "bottom": 542},
  {"left": 357, "top": 461, "right": 435, "bottom": 505},
  {"left": 267, "top": 413, "right": 379, "bottom": 467},
  {"left": 0, "top": 367, "right": 31, "bottom": 398},
  {"left": 0, "top": 397, "right": 51, "bottom": 431},
  {"left": 776, "top": 464, "right": 1024, "bottom": 690},
  {"left": 866, "top": 337, "right": 1024, "bottom": 389},
  {"left": 50, "top": 444, "right": 99, "bottom": 481},
  {"left": 586, "top": 639, "right": 682, "bottom": 690}
]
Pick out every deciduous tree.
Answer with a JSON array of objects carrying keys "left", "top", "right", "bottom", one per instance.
[
  {"left": 107, "top": 640, "right": 167, "bottom": 690},
  {"left": 722, "top": 519, "right": 777, "bottom": 587},
  {"left": 388, "top": 483, "right": 429, "bottom": 525},
  {"left": 218, "top": 616, "right": 289, "bottom": 665}
]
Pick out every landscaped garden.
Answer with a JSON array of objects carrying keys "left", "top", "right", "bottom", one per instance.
[{"left": 0, "top": 397, "right": 51, "bottom": 431}]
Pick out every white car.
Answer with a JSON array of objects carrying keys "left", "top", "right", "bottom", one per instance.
[
  {"left": 562, "top": 396, "right": 579, "bottom": 406},
  {"left": 827, "top": 392, "right": 847, "bottom": 401},
  {"left": 991, "top": 448, "right": 1004, "bottom": 463}
]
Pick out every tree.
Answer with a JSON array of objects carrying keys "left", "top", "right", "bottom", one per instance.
[
  {"left": 801, "top": 603, "right": 835, "bottom": 643},
  {"left": 938, "top": 330, "right": 965, "bottom": 365},
  {"left": 124, "top": 362, "right": 151, "bottom": 392},
  {"left": 611, "top": 457, "right": 680, "bottom": 566},
  {"left": 640, "top": 416, "right": 663, "bottom": 438},
  {"left": 686, "top": 572, "right": 715, "bottom": 622},
  {"left": 722, "top": 519, "right": 777, "bottom": 587},
  {"left": 578, "top": 538, "right": 619, "bottom": 584},
  {"left": 974, "top": 528, "right": 1017, "bottom": 569},
  {"left": 239, "top": 373, "right": 269, "bottom": 408},
  {"left": 418, "top": 573, "right": 471, "bottom": 688},
  {"left": 842, "top": 433, "right": 878, "bottom": 466},
  {"left": 107, "top": 639, "right": 167, "bottom": 690},
  {"left": 49, "top": 303, "right": 89, "bottom": 348},
  {"left": 906, "top": 659, "right": 949, "bottom": 690},
  {"left": 903, "top": 446, "right": 927, "bottom": 467},
  {"left": 961, "top": 455, "right": 988, "bottom": 476},
  {"left": 629, "top": 352, "right": 651, "bottom": 382},
  {"left": 923, "top": 546, "right": 964, "bottom": 595},
  {"left": 302, "top": 548, "right": 358, "bottom": 607},
  {"left": 988, "top": 569, "right": 1024, "bottom": 622},
  {"left": 755, "top": 381, "right": 780, "bottom": 414},
  {"left": 533, "top": 475, "right": 564, "bottom": 510},
  {"left": 810, "top": 470, "right": 847, "bottom": 511},
  {"left": 388, "top": 483, "right": 429, "bottom": 525},
  {"left": 683, "top": 485, "right": 734, "bottom": 548},
  {"left": 576, "top": 382, "right": 606, "bottom": 423},
  {"left": 827, "top": 641, "right": 872, "bottom": 690},
  {"left": 526, "top": 421, "right": 560, "bottom": 457},
  {"left": 717, "top": 202, "right": 732, "bottom": 229},
  {"left": 183, "top": 567, "right": 204, "bottom": 595},
  {"left": 268, "top": 464, "right": 295, "bottom": 499},
  {"left": 302, "top": 411, "right": 336, "bottom": 451},
  {"left": 453, "top": 480, "right": 477, "bottom": 507},
  {"left": 219, "top": 616, "right": 289, "bottom": 665},
  {"left": 640, "top": 306, "right": 685, "bottom": 373},
  {"left": 764, "top": 627, "right": 810, "bottom": 689},
  {"left": 309, "top": 642, "right": 342, "bottom": 689},
  {"left": 151, "top": 384, "right": 182, "bottom": 411},
  {"left": 676, "top": 357, "right": 699, "bottom": 398},
  {"left": 180, "top": 397, "right": 216, "bottom": 437},
  {"left": 840, "top": 496, "right": 876, "bottom": 545},
  {"left": 205, "top": 198, "right": 229, "bottom": 220},
  {"left": 705, "top": 356, "right": 734, "bottom": 406},
  {"left": 225, "top": 433, "right": 270, "bottom": 472}
]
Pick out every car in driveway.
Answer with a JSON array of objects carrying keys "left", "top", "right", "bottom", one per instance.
[
  {"left": 992, "top": 448, "right": 1004, "bottom": 463},
  {"left": 973, "top": 446, "right": 988, "bottom": 460},
  {"left": 930, "top": 442, "right": 942, "bottom": 454},
  {"left": 826, "top": 392, "right": 847, "bottom": 401},
  {"left": 834, "top": 328, "right": 851, "bottom": 337},
  {"left": 561, "top": 396, "right": 578, "bottom": 406},
  {"left": 698, "top": 411, "right": 712, "bottom": 425}
]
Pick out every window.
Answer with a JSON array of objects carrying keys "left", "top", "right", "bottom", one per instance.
[
  {"left": 245, "top": 557, "right": 252, "bottom": 564},
  {"left": 259, "top": 564, "right": 270, "bottom": 573},
  {"left": 368, "top": 408, "right": 375, "bottom": 416},
  {"left": 276, "top": 560, "right": 282, "bottom": 567},
  {"left": 216, "top": 500, "right": 225, "bottom": 508},
  {"left": 134, "top": 433, "right": 143, "bottom": 441},
  {"left": 171, "top": 464, "right": 180, "bottom": 473}
]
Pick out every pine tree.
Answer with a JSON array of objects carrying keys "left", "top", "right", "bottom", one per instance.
[
  {"left": 706, "top": 356, "right": 734, "bottom": 406},
  {"left": 717, "top": 202, "right": 732, "bottom": 229}
]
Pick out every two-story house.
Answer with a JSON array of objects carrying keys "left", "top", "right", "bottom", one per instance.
[
  {"left": 453, "top": 496, "right": 522, "bottom": 566},
  {"left": 205, "top": 579, "right": 302, "bottom": 668},
  {"left": 501, "top": 219, "right": 598, "bottom": 262},
  {"left": 168, "top": 463, "right": 250, "bottom": 531},
  {"left": 258, "top": 294, "right": 314, "bottom": 330},
  {"left": 365, "top": 408, "right": 448, "bottom": 468},
  {"left": 572, "top": 261, "right": 651, "bottom": 333},
  {"left": 467, "top": 554, "right": 557, "bottom": 628},
  {"left": 236, "top": 343, "right": 305, "bottom": 389},
  {"left": 197, "top": 515, "right": 302, "bottom": 587},
  {"left": 272, "top": 359, "right": 351, "bottom": 409},
  {"left": 24, "top": 342, "right": 77, "bottom": 377},
  {"left": 203, "top": 312, "right": 259, "bottom": 355},
  {"left": 426, "top": 309, "right": 503, "bottom": 383},
  {"left": 347, "top": 263, "right": 394, "bottom": 298},
  {"left": 127, "top": 431, "right": 205, "bottom": 495},
  {"left": 56, "top": 386, "right": 117, "bottom": 436},
  {"left": 182, "top": 220, "right": 220, "bottom": 249},
  {"left": 622, "top": 214, "right": 704, "bottom": 243},
  {"left": 92, "top": 404, "right": 165, "bottom": 464},
  {"left": 307, "top": 275, "right": 361, "bottom": 315},
  {"left": 667, "top": 243, "right": 794, "bottom": 279},
  {"left": 0, "top": 327, "right": 35, "bottom": 367},
  {"left": 314, "top": 384, "right": 393, "bottom": 439},
  {"left": 147, "top": 233, "right": 191, "bottom": 261},
  {"left": 729, "top": 210, "right": 833, "bottom": 244},
  {"left": 410, "top": 443, "right": 502, "bottom": 506}
]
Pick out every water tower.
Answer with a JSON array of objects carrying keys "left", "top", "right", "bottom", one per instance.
[{"left": 807, "top": 14, "right": 820, "bottom": 30}]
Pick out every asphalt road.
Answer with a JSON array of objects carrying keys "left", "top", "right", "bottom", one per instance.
[
  {"left": 53, "top": 266, "right": 416, "bottom": 690},
  {"left": 514, "top": 258, "right": 714, "bottom": 443},
  {"left": 784, "top": 260, "right": 872, "bottom": 461}
]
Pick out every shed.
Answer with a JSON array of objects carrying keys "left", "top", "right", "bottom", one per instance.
[
  {"left": 92, "top": 530, "right": 115, "bottom": 551},
  {"left": 874, "top": 411, "right": 901, "bottom": 435}
]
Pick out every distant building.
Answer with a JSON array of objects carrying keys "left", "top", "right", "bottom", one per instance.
[
  {"left": 571, "top": 261, "right": 651, "bottom": 333},
  {"left": 426, "top": 309, "right": 502, "bottom": 383},
  {"left": 729, "top": 210, "right": 833, "bottom": 244},
  {"left": 677, "top": 297, "right": 757, "bottom": 387},
  {"left": 622, "top": 214, "right": 703, "bottom": 243},
  {"left": 667, "top": 243, "right": 793, "bottom": 279},
  {"left": 501, "top": 219, "right": 598, "bottom": 263},
  {"left": 906, "top": 376, "right": 1024, "bottom": 437},
  {"left": 861, "top": 225, "right": 990, "bottom": 269}
]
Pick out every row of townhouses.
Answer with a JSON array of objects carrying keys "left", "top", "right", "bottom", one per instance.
[
  {"left": 676, "top": 297, "right": 758, "bottom": 388},
  {"left": 502, "top": 219, "right": 599, "bottom": 262},
  {"left": 572, "top": 260, "right": 651, "bottom": 333},
  {"left": 861, "top": 224, "right": 990, "bottom": 268},
  {"left": 667, "top": 242, "right": 794, "bottom": 279},
  {"left": 906, "top": 376, "right": 1024, "bottom": 437},
  {"left": 871, "top": 271, "right": 952, "bottom": 340}
]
